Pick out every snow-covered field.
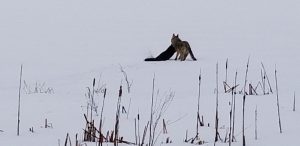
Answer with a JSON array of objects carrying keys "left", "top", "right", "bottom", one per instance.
[{"left": 0, "top": 0, "right": 300, "bottom": 146}]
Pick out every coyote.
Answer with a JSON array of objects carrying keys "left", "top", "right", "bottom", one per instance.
[{"left": 171, "top": 34, "right": 197, "bottom": 61}]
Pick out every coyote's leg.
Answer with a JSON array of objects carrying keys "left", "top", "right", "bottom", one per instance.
[
  {"left": 180, "top": 53, "right": 184, "bottom": 61},
  {"left": 183, "top": 53, "right": 188, "bottom": 61},
  {"left": 175, "top": 52, "right": 179, "bottom": 60}
]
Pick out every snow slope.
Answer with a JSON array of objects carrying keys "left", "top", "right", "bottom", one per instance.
[{"left": 0, "top": 0, "right": 300, "bottom": 146}]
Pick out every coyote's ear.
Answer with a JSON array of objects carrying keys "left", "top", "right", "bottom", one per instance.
[
  {"left": 176, "top": 34, "right": 179, "bottom": 37},
  {"left": 172, "top": 33, "right": 175, "bottom": 37}
]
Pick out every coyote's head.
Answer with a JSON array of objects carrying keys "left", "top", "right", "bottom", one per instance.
[{"left": 171, "top": 34, "right": 181, "bottom": 46}]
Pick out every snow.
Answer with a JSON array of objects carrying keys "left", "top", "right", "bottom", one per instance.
[{"left": 0, "top": 0, "right": 300, "bottom": 146}]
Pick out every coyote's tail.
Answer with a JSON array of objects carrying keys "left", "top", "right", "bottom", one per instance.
[{"left": 187, "top": 44, "right": 197, "bottom": 61}]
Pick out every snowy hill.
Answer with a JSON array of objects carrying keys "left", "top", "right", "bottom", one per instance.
[{"left": 0, "top": 0, "right": 299, "bottom": 146}]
